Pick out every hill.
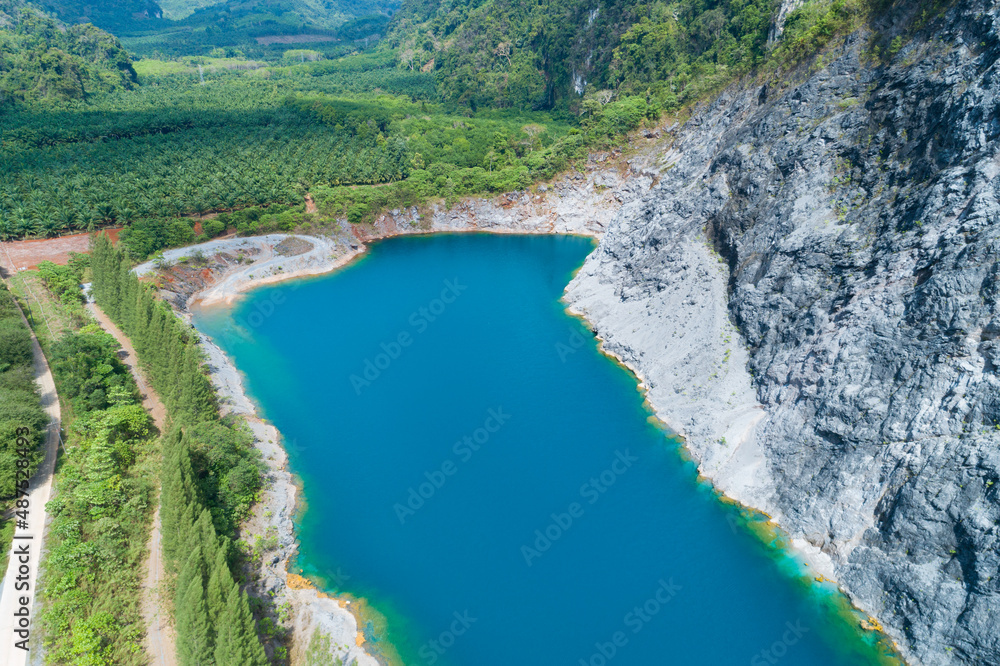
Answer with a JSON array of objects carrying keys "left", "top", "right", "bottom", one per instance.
[
  {"left": 384, "top": 0, "right": 908, "bottom": 117},
  {"left": 31, "top": 0, "right": 162, "bottom": 31},
  {"left": 33, "top": 0, "right": 398, "bottom": 57},
  {"left": 0, "top": 0, "right": 137, "bottom": 104}
]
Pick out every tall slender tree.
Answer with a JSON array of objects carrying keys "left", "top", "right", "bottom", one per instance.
[
  {"left": 176, "top": 546, "right": 214, "bottom": 665},
  {"left": 215, "top": 586, "right": 268, "bottom": 666}
]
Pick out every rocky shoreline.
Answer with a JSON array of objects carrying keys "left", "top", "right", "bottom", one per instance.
[
  {"left": 158, "top": 113, "right": 911, "bottom": 661},
  {"left": 193, "top": 330, "right": 380, "bottom": 666},
  {"left": 151, "top": 8, "right": 1000, "bottom": 660},
  {"left": 152, "top": 151, "right": 654, "bottom": 664}
]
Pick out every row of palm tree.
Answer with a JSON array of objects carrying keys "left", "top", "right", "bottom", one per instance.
[{"left": 1, "top": 120, "right": 409, "bottom": 238}]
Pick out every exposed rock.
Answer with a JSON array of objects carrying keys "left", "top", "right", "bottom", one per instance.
[
  {"left": 136, "top": 233, "right": 358, "bottom": 307},
  {"left": 769, "top": 0, "right": 806, "bottom": 43},
  {"left": 274, "top": 236, "right": 314, "bottom": 257},
  {"left": 568, "top": 4, "right": 1000, "bottom": 664}
]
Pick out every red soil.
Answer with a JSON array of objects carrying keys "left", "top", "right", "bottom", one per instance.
[{"left": 0, "top": 228, "right": 122, "bottom": 274}]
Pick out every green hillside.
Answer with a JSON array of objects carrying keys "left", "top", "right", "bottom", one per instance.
[
  {"left": 30, "top": 0, "right": 162, "bottom": 31},
  {"left": 0, "top": 0, "right": 894, "bottom": 249},
  {"left": 386, "top": 0, "right": 882, "bottom": 113},
  {"left": 0, "top": 0, "right": 137, "bottom": 103},
  {"left": 115, "top": 6, "right": 391, "bottom": 60},
  {"left": 31, "top": 0, "right": 398, "bottom": 58},
  {"left": 0, "top": 0, "right": 904, "bottom": 248}
]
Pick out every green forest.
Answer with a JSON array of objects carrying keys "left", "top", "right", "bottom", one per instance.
[
  {"left": 0, "top": 0, "right": 901, "bottom": 255},
  {"left": 90, "top": 233, "right": 270, "bottom": 664},
  {"left": 0, "top": 0, "right": 137, "bottom": 104},
  {"left": 39, "top": 324, "right": 154, "bottom": 664},
  {"left": 0, "top": 283, "right": 46, "bottom": 574},
  {"left": 0, "top": 284, "right": 45, "bottom": 496}
]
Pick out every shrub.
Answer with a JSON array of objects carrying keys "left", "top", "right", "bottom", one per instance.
[{"left": 347, "top": 203, "right": 371, "bottom": 224}]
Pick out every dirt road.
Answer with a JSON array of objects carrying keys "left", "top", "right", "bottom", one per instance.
[
  {"left": 87, "top": 303, "right": 176, "bottom": 666},
  {"left": 0, "top": 295, "right": 61, "bottom": 664}
]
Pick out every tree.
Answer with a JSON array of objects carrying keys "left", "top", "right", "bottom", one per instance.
[
  {"left": 176, "top": 546, "right": 214, "bottom": 665},
  {"left": 214, "top": 585, "right": 268, "bottom": 666},
  {"left": 160, "top": 430, "right": 197, "bottom": 569},
  {"left": 521, "top": 124, "right": 545, "bottom": 153},
  {"left": 206, "top": 545, "right": 234, "bottom": 626}
]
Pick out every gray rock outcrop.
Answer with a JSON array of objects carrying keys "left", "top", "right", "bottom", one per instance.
[{"left": 567, "top": 3, "right": 1000, "bottom": 664}]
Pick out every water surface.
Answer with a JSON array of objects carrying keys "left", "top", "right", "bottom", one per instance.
[{"left": 194, "top": 234, "right": 898, "bottom": 666}]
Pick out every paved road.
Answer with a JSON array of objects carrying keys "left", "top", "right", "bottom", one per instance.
[
  {"left": 86, "top": 303, "right": 176, "bottom": 666},
  {"left": 0, "top": 298, "right": 61, "bottom": 664}
]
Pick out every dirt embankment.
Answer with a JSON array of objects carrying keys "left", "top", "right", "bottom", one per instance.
[{"left": 0, "top": 229, "right": 121, "bottom": 274}]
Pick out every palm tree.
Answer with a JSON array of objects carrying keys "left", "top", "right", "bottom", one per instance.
[{"left": 55, "top": 206, "right": 76, "bottom": 232}]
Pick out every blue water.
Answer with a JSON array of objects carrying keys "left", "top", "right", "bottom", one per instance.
[{"left": 194, "top": 234, "right": 899, "bottom": 666}]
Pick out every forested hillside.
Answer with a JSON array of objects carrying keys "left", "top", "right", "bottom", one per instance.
[
  {"left": 0, "top": 46, "right": 582, "bottom": 254},
  {"left": 113, "top": 4, "right": 390, "bottom": 61},
  {"left": 31, "top": 0, "right": 161, "bottom": 32},
  {"left": 0, "top": 0, "right": 137, "bottom": 103},
  {"left": 1, "top": 0, "right": 905, "bottom": 247},
  {"left": 32, "top": 0, "right": 396, "bottom": 58},
  {"left": 387, "top": 0, "right": 891, "bottom": 113}
]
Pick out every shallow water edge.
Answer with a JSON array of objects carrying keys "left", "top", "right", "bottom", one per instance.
[{"left": 186, "top": 229, "right": 905, "bottom": 665}]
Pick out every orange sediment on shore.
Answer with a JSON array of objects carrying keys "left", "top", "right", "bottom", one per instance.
[
  {"left": 861, "top": 617, "right": 885, "bottom": 632},
  {"left": 287, "top": 572, "right": 337, "bottom": 600},
  {"left": 286, "top": 573, "right": 314, "bottom": 590}
]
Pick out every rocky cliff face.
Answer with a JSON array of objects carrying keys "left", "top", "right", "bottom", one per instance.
[{"left": 567, "top": 3, "right": 1000, "bottom": 664}]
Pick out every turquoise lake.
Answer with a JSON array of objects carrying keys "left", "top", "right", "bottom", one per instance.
[{"left": 193, "top": 233, "right": 899, "bottom": 666}]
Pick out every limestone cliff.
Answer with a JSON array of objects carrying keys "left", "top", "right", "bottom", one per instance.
[
  {"left": 567, "top": 2, "right": 1000, "bottom": 664},
  {"left": 157, "top": 4, "right": 1000, "bottom": 659}
]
